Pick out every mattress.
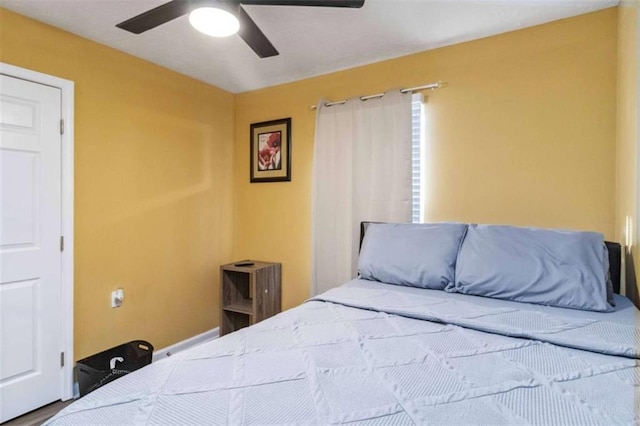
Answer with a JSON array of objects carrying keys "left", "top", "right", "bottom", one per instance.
[{"left": 46, "top": 279, "right": 640, "bottom": 425}]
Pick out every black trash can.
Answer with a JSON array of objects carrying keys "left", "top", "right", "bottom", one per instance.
[{"left": 76, "top": 340, "right": 153, "bottom": 396}]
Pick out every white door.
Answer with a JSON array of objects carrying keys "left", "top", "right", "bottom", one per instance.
[{"left": 0, "top": 74, "right": 62, "bottom": 422}]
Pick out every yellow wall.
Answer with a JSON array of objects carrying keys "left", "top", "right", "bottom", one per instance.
[
  {"left": 0, "top": 6, "right": 626, "bottom": 358},
  {"left": 234, "top": 9, "right": 619, "bottom": 309},
  {"left": 616, "top": 2, "right": 639, "bottom": 297},
  {"left": 0, "top": 9, "right": 235, "bottom": 360}
]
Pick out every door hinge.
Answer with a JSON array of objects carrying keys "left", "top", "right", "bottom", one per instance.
[
  {"left": 60, "top": 119, "right": 64, "bottom": 135},
  {"left": 60, "top": 236, "right": 64, "bottom": 252},
  {"left": 60, "top": 352, "right": 65, "bottom": 368}
]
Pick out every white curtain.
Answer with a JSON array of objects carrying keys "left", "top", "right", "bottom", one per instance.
[{"left": 311, "top": 91, "right": 413, "bottom": 296}]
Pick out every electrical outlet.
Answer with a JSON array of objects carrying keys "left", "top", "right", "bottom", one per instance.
[{"left": 111, "top": 288, "right": 124, "bottom": 308}]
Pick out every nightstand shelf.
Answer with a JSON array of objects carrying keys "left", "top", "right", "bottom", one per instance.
[
  {"left": 220, "top": 260, "right": 281, "bottom": 336},
  {"left": 223, "top": 301, "right": 253, "bottom": 315}
]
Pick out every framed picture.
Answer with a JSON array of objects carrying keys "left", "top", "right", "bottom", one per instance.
[{"left": 250, "top": 118, "right": 291, "bottom": 183}]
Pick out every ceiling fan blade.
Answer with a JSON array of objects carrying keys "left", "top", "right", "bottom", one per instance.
[
  {"left": 236, "top": 0, "right": 364, "bottom": 7},
  {"left": 237, "top": 6, "right": 279, "bottom": 58},
  {"left": 116, "top": 0, "right": 191, "bottom": 34}
]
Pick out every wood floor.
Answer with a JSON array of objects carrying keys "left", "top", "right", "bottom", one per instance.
[{"left": 2, "top": 400, "right": 73, "bottom": 426}]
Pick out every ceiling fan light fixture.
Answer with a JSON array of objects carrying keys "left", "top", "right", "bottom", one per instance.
[{"left": 189, "top": 7, "right": 239, "bottom": 38}]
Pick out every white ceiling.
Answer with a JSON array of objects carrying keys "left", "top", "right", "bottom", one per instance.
[{"left": 0, "top": 0, "right": 619, "bottom": 93}]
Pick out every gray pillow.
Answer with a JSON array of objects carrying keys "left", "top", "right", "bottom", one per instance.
[
  {"left": 447, "top": 224, "right": 612, "bottom": 312},
  {"left": 358, "top": 223, "right": 468, "bottom": 290}
]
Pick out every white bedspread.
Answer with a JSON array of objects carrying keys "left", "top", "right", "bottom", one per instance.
[{"left": 46, "top": 279, "right": 640, "bottom": 425}]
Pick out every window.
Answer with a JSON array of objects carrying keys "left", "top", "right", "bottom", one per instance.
[{"left": 411, "top": 93, "right": 425, "bottom": 223}]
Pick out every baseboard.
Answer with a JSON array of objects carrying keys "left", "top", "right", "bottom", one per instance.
[{"left": 152, "top": 327, "right": 220, "bottom": 362}]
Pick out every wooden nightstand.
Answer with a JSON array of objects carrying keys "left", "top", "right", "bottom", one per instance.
[{"left": 220, "top": 260, "right": 282, "bottom": 336}]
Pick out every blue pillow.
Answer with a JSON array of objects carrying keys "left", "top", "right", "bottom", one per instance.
[
  {"left": 358, "top": 223, "right": 468, "bottom": 290},
  {"left": 447, "top": 224, "right": 612, "bottom": 312}
]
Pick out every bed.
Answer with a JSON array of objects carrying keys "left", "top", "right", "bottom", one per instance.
[{"left": 46, "top": 223, "right": 639, "bottom": 425}]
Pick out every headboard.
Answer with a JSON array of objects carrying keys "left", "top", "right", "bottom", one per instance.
[
  {"left": 359, "top": 221, "right": 622, "bottom": 294},
  {"left": 607, "top": 241, "right": 622, "bottom": 295}
]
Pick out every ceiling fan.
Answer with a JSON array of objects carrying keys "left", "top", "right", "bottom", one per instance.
[{"left": 116, "top": 0, "right": 365, "bottom": 58}]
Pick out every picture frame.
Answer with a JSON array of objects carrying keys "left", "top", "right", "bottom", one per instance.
[{"left": 250, "top": 118, "right": 291, "bottom": 183}]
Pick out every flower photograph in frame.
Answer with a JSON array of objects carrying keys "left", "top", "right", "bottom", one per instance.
[{"left": 250, "top": 118, "right": 291, "bottom": 183}]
